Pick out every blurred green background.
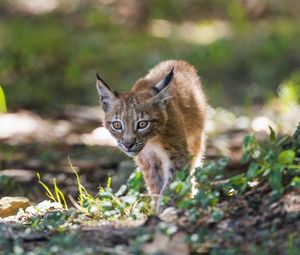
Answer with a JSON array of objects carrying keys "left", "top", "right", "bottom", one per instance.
[{"left": 0, "top": 0, "right": 300, "bottom": 114}]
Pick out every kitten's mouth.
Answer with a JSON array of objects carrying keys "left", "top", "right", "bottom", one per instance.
[
  {"left": 121, "top": 147, "right": 143, "bottom": 157},
  {"left": 125, "top": 150, "right": 139, "bottom": 157},
  {"left": 118, "top": 142, "right": 144, "bottom": 157}
]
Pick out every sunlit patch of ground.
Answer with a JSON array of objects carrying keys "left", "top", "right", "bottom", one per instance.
[{"left": 0, "top": 107, "right": 116, "bottom": 146}]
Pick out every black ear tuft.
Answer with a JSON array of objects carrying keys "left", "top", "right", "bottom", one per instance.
[
  {"left": 96, "top": 73, "right": 119, "bottom": 112},
  {"left": 164, "top": 67, "right": 174, "bottom": 87},
  {"left": 150, "top": 67, "right": 174, "bottom": 107},
  {"left": 96, "top": 72, "right": 101, "bottom": 81},
  {"left": 153, "top": 67, "right": 174, "bottom": 94}
]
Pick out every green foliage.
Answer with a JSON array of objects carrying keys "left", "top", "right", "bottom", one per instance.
[
  {"left": 0, "top": 225, "right": 92, "bottom": 255},
  {"left": 160, "top": 158, "right": 228, "bottom": 224},
  {"left": 37, "top": 172, "right": 68, "bottom": 210},
  {"left": 0, "top": 175, "right": 15, "bottom": 192},
  {"left": 161, "top": 126, "right": 299, "bottom": 226},
  {"left": 67, "top": 157, "right": 151, "bottom": 220},
  {"left": 279, "top": 71, "right": 300, "bottom": 105},
  {"left": 29, "top": 210, "right": 75, "bottom": 231},
  {"left": 243, "top": 128, "right": 300, "bottom": 197},
  {"left": 291, "top": 176, "right": 300, "bottom": 188},
  {"left": 37, "top": 158, "right": 150, "bottom": 220},
  {"left": 81, "top": 169, "right": 151, "bottom": 220},
  {"left": 223, "top": 127, "right": 300, "bottom": 199},
  {"left": 1, "top": 3, "right": 300, "bottom": 111},
  {"left": 0, "top": 85, "right": 7, "bottom": 112}
]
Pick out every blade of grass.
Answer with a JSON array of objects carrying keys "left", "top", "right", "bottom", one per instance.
[
  {"left": 0, "top": 85, "right": 7, "bottom": 113},
  {"left": 53, "top": 178, "right": 68, "bottom": 210},
  {"left": 107, "top": 176, "right": 112, "bottom": 188},
  {"left": 68, "top": 156, "right": 82, "bottom": 205},
  {"left": 37, "top": 173, "right": 56, "bottom": 202},
  {"left": 68, "top": 156, "right": 87, "bottom": 206},
  {"left": 53, "top": 178, "right": 62, "bottom": 205}
]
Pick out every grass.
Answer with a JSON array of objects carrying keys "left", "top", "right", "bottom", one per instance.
[
  {"left": 37, "top": 172, "right": 68, "bottom": 210},
  {"left": 38, "top": 157, "right": 152, "bottom": 220}
]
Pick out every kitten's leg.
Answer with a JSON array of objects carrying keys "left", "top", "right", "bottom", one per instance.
[
  {"left": 140, "top": 163, "right": 164, "bottom": 210},
  {"left": 191, "top": 154, "right": 203, "bottom": 196},
  {"left": 191, "top": 133, "right": 206, "bottom": 195},
  {"left": 156, "top": 168, "right": 174, "bottom": 213}
]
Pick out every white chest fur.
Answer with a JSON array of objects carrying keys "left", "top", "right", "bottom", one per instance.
[{"left": 141, "top": 141, "right": 173, "bottom": 182}]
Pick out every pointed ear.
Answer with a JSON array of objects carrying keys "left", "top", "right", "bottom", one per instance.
[
  {"left": 96, "top": 73, "right": 119, "bottom": 113},
  {"left": 152, "top": 67, "right": 174, "bottom": 106}
]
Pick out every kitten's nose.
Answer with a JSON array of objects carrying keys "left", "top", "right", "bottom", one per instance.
[{"left": 123, "top": 140, "right": 136, "bottom": 150}]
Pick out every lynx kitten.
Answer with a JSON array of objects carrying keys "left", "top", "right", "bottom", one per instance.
[{"left": 96, "top": 60, "right": 207, "bottom": 212}]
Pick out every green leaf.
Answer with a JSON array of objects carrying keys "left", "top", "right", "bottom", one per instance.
[
  {"left": 121, "top": 195, "right": 137, "bottom": 204},
  {"left": 128, "top": 170, "right": 143, "bottom": 191},
  {"left": 115, "top": 184, "right": 127, "bottom": 197},
  {"left": 211, "top": 208, "right": 224, "bottom": 222},
  {"left": 175, "top": 167, "right": 190, "bottom": 181},
  {"left": 178, "top": 199, "right": 192, "bottom": 209},
  {"left": 0, "top": 85, "right": 7, "bottom": 113},
  {"left": 106, "top": 176, "right": 112, "bottom": 188},
  {"left": 241, "top": 152, "right": 251, "bottom": 164},
  {"left": 98, "top": 190, "right": 113, "bottom": 199},
  {"left": 101, "top": 201, "right": 113, "bottom": 210},
  {"left": 170, "top": 181, "right": 179, "bottom": 191},
  {"left": 243, "top": 135, "right": 255, "bottom": 150},
  {"left": 217, "top": 157, "right": 229, "bottom": 170},
  {"left": 278, "top": 150, "right": 296, "bottom": 165},
  {"left": 175, "top": 182, "right": 183, "bottom": 193},
  {"left": 269, "top": 163, "right": 283, "bottom": 196},
  {"left": 269, "top": 126, "right": 276, "bottom": 143},
  {"left": 291, "top": 177, "right": 300, "bottom": 188},
  {"left": 229, "top": 174, "right": 246, "bottom": 186},
  {"left": 246, "top": 162, "right": 260, "bottom": 180}
]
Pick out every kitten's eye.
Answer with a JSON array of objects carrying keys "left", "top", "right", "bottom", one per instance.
[
  {"left": 111, "top": 121, "right": 123, "bottom": 131},
  {"left": 137, "top": 120, "right": 150, "bottom": 130}
]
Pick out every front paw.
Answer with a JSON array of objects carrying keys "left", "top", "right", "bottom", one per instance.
[
  {"left": 152, "top": 197, "right": 176, "bottom": 214},
  {"left": 159, "top": 207, "right": 179, "bottom": 222}
]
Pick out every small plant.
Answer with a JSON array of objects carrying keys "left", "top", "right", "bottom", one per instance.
[
  {"left": 230, "top": 126, "right": 300, "bottom": 198},
  {"left": 161, "top": 158, "right": 228, "bottom": 224},
  {"left": 69, "top": 157, "right": 151, "bottom": 220},
  {"left": 78, "top": 168, "right": 151, "bottom": 220},
  {"left": 37, "top": 172, "right": 68, "bottom": 210},
  {"left": 37, "top": 157, "right": 151, "bottom": 220}
]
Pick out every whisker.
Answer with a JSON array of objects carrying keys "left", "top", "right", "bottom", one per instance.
[{"left": 158, "top": 95, "right": 173, "bottom": 102}]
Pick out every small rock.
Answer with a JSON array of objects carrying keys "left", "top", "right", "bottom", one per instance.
[
  {"left": 0, "top": 197, "right": 30, "bottom": 218},
  {"left": 142, "top": 230, "right": 189, "bottom": 255},
  {"left": 0, "top": 169, "right": 35, "bottom": 182}
]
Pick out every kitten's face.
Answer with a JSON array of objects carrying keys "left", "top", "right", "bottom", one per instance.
[
  {"left": 96, "top": 68, "right": 173, "bottom": 157},
  {"left": 104, "top": 96, "right": 166, "bottom": 157}
]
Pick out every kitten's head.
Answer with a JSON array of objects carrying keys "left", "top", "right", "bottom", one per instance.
[{"left": 96, "top": 69, "right": 174, "bottom": 157}]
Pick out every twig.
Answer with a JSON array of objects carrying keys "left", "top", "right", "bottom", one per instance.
[{"left": 68, "top": 195, "right": 82, "bottom": 210}]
